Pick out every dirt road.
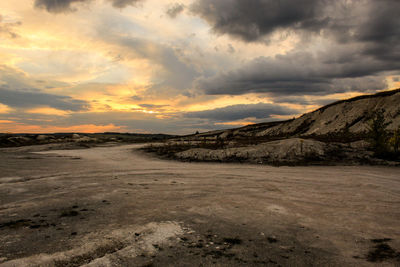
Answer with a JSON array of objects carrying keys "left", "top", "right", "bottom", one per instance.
[{"left": 1, "top": 144, "right": 399, "bottom": 266}]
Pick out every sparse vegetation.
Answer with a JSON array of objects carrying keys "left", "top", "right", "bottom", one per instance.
[
  {"left": 364, "top": 110, "right": 400, "bottom": 160},
  {"left": 367, "top": 109, "right": 390, "bottom": 157},
  {"left": 389, "top": 126, "right": 400, "bottom": 154}
]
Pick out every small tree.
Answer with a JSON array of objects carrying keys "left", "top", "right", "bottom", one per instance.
[
  {"left": 367, "top": 109, "right": 390, "bottom": 156},
  {"left": 389, "top": 126, "right": 400, "bottom": 154}
]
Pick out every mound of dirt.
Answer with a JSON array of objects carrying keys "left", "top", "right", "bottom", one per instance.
[{"left": 175, "top": 138, "right": 336, "bottom": 165}]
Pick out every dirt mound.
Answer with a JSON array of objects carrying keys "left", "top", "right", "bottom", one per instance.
[{"left": 175, "top": 138, "right": 350, "bottom": 165}]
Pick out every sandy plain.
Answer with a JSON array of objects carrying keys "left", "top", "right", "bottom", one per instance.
[{"left": 0, "top": 144, "right": 399, "bottom": 266}]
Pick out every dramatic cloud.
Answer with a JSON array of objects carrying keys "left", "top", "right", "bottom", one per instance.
[
  {"left": 0, "top": 65, "right": 70, "bottom": 94},
  {"left": 354, "top": 1, "right": 400, "bottom": 63},
  {"left": 34, "top": 0, "right": 88, "bottom": 13},
  {"left": 0, "top": 109, "right": 220, "bottom": 134},
  {"left": 1, "top": 0, "right": 399, "bottom": 134},
  {"left": 106, "top": 34, "right": 199, "bottom": 91},
  {"left": 191, "top": 0, "right": 400, "bottom": 65},
  {"left": 185, "top": 103, "right": 298, "bottom": 121},
  {"left": 193, "top": 0, "right": 400, "bottom": 96},
  {"left": 166, "top": 3, "right": 185, "bottom": 18},
  {"left": 191, "top": 0, "right": 324, "bottom": 42},
  {"left": 34, "top": 0, "right": 143, "bottom": 13},
  {"left": 191, "top": 0, "right": 400, "bottom": 66},
  {"left": 195, "top": 48, "right": 393, "bottom": 96},
  {"left": 191, "top": 0, "right": 400, "bottom": 44},
  {"left": 0, "top": 88, "right": 89, "bottom": 111}
]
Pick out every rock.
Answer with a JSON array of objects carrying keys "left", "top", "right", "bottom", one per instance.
[
  {"left": 36, "top": 135, "right": 48, "bottom": 141},
  {"left": 71, "top": 134, "right": 80, "bottom": 139},
  {"left": 219, "top": 131, "right": 232, "bottom": 140},
  {"left": 349, "top": 140, "right": 370, "bottom": 149}
]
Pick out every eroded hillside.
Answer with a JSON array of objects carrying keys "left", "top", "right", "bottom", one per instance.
[
  {"left": 193, "top": 89, "right": 400, "bottom": 142},
  {"left": 143, "top": 89, "right": 400, "bottom": 165}
]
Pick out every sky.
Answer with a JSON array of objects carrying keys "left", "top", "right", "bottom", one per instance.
[{"left": 0, "top": 0, "right": 399, "bottom": 134}]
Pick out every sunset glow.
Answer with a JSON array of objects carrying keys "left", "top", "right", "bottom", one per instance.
[{"left": 1, "top": 0, "right": 399, "bottom": 134}]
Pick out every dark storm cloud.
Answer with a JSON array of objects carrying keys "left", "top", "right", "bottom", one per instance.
[
  {"left": 193, "top": 0, "right": 400, "bottom": 96},
  {"left": 34, "top": 0, "right": 143, "bottom": 13},
  {"left": 191, "top": 0, "right": 400, "bottom": 45},
  {"left": 355, "top": 0, "right": 400, "bottom": 63},
  {"left": 196, "top": 49, "right": 392, "bottom": 96},
  {"left": 355, "top": 0, "right": 400, "bottom": 43},
  {"left": 191, "top": 0, "right": 324, "bottom": 42},
  {"left": 191, "top": 0, "right": 400, "bottom": 64},
  {"left": 0, "top": 88, "right": 89, "bottom": 111},
  {"left": 196, "top": 45, "right": 392, "bottom": 95},
  {"left": 166, "top": 3, "right": 185, "bottom": 18},
  {"left": 34, "top": 0, "right": 88, "bottom": 13},
  {"left": 185, "top": 103, "right": 298, "bottom": 121}
]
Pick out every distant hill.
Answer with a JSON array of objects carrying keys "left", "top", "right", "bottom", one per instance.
[
  {"left": 0, "top": 132, "right": 175, "bottom": 148},
  {"left": 187, "top": 88, "right": 400, "bottom": 143}
]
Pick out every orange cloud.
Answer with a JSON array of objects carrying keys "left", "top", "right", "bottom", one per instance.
[
  {"left": 215, "top": 120, "right": 255, "bottom": 127},
  {"left": 0, "top": 103, "right": 12, "bottom": 113},
  {"left": 0, "top": 123, "right": 126, "bottom": 133},
  {"left": 0, "top": 119, "right": 14, "bottom": 123},
  {"left": 26, "top": 107, "right": 70, "bottom": 116}
]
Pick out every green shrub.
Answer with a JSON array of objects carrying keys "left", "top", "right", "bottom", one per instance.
[
  {"left": 367, "top": 109, "right": 390, "bottom": 157},
  {"left": 389, "top": 126, "right": 400, "bottom": 154}
]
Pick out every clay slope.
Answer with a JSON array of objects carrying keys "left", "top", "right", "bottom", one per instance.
[{"left": 194, "top": 88, "right": 400, "bottom": 141}]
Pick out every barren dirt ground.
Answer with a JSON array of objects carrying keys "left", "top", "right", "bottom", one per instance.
[{"left": 0, "top": 144, "right": 400, "bottom": 266}]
